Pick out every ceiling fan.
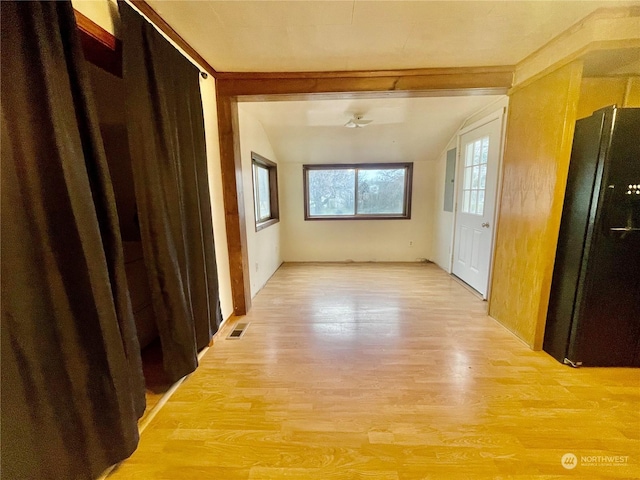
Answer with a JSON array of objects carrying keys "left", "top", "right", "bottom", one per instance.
[{"left": 344, "top": 114, "right": 372, "bottom": 128}]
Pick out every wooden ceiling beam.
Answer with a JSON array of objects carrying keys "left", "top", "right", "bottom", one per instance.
[
  {"left": 216, "top": 66, "right": 514, "bottom": 97},
  {"left": 216, "top": 65, "right": 514, "bottom": 80}
]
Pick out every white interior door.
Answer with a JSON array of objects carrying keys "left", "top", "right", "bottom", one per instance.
[{"left": 452, "top": 116, "right": 502, "bottom": 297}]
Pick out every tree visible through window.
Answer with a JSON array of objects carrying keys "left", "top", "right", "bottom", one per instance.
[
  {"left": 304, "top": 163, "right": 413, "bottom": 220},
  {"left": 251, "top": 152, "right": 279, "bottom": 231}
]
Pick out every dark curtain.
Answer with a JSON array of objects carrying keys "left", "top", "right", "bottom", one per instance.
[
  {"left": 121, "top": 3, "right": 222, "bottom": 382},
  {"left": 1, "top": 2, "right": 145, "bottom": 479}
]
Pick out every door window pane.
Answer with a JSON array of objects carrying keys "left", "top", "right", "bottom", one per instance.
[
  {"left": 473, "top": 141, "right": 481, "bottom": 165},
  {"left": 479, "top": 164, "right": 487, "bottom": 189},
  {"left": 464, "top": 166, "right": 472, "bottom": 189},
  {"left": 460, "top": 136, "right": 489, "bottom": 215},
  {"left": 465, "top": 143, "right": 473, "bottom": 166},
  {"left": 481, "top": 137, "right": 489, "bottom": 163}
]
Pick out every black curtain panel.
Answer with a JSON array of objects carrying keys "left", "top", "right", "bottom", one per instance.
[
  {"left": 120, "top": 3, "right": 222, "bottom": 382},
  {"left": 1, "top": 2, "right": 146, "bottom": 479}
]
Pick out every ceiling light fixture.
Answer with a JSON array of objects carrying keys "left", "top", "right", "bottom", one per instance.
[{"left": 344, "top": 114, "right": 372, "bottom": 128}]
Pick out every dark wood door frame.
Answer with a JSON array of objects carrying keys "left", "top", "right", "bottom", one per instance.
[
  {"left": 216, "top": 67, "right": 513, "bottom": 315},
  {"left": 74, "top": 2, "right": 514, "bottom": 317}
]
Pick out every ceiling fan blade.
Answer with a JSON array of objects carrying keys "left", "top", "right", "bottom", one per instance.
[{"left": 354, "top": 118, "right": 372, "bottom": 126}]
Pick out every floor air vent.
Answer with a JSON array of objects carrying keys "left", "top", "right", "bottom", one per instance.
[{"left": 227, "top": 323, "right": 249, "bottom": 339}]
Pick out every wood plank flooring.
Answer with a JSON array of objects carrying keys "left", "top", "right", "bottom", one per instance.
[
  {"left": 109, "top": 263, "right": 640, "bottom": 479},
  {"left": 138, "top": 338, "right": 175, "bottom": 425}
]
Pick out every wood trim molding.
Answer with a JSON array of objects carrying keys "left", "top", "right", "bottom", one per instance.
[
  {"left": 216, "top": 94, "right": 252, "bottom": 315},
  {"left": 235, "top": 88, "right": 510, "bottom": 104},
  {"left": 516, "top": 6, "right": 640, "bottom": 73},
  {"left": 510, "top": 39, "right": 640, "bottom": 96},
  {"left": 513, "top": 6, "right": 640, "bottom": 87},
  {"left": 216, "top": 66, "right": 515, "bottom": 81},
  {"left": 217, "top": 67, "right": 514, "bottom": 97},
  {"left": 129, "top": 0, "right": 218, "bottom": 78},
  {"left": 74, "top": 10, "right": 122, "bottom": 77},
  {"left": 74, "top": 10, "right": 118, "bottom": 50}
]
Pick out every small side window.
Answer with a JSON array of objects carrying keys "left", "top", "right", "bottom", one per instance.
[{"left": 251, "top": 152, "right": 279, "bottom": 231}]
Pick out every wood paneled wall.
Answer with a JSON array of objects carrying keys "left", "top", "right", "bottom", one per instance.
[
  {"left": 627, "top": 77, "right": 640, "bottom": 105},
  {"left": 577, "top": 76, "right": 640, "bottom": 119},
  {"left": 488, "top": 61, "right": 583, "bottom": 349}
]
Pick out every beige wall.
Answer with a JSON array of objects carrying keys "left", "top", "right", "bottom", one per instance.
[
  {"left": 200, "top": 79, "right": 233, "bottom": 321},
  {"left": 489, "top": 61, "right": 583, "bottom": 349},
  {"left": 72, "top": 0, "right": 234, "bottom": 321},
  {"left": 280, "top": 161, "right": 434, "bottom": 263},
  {"left": 431, "top": 137, "right": 456, "bottom": 271},
  {"left": 238, "top": 108, "right": 283, "bottom": 297}
]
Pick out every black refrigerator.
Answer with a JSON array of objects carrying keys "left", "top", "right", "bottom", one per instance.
[{"left": 544, "top": 106, "right": 640, "bottom": 367}]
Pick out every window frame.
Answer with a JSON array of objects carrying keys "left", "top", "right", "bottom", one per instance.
[
  {"left": 303, "top": 162, "right": 413, "bottom": 221},
  {"left": 251, "top": 152, "right": 279, "bottom": 231}
]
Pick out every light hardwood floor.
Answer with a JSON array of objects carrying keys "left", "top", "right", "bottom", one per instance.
[{"left": 110, "top": 263, "right": 639, "bottom": 479}]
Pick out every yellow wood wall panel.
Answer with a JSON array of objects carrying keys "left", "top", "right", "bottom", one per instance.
[
  {"left": 624, "top": 76, "right": 640, "bottom": 106},
  {"left": 489, "top": 61, "right": 583, "bottom": 349},
  {"left": 577, "top": 77, "right": 628, "bottom": 119}
]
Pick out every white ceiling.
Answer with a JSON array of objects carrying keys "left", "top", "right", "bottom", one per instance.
[
  {"left": 142, "top": 1, "right": 631, "bottom": 168},
  {"left": 239, "top": 95, "right": 504, "bottom": 164},
  {"left": 146, "top": 0, "right": 633, "bottom": 72}
]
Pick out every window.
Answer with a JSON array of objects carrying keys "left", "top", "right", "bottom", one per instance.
[
  {"left": 461, "top": 136, "right": 489, "bottom": 215},
  {"left": 251, "top": 152, "right": 279, "bottom": 231},
  {"left": 303, "top": 163, "right": 413, "bottom": 220}
]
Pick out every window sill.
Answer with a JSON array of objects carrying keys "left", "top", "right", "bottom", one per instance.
[
  {"left": 304, "top": 215, "right": 411, "bottom": 221},
  {"left": 255, "top": 218, "right": 279, "bottom": 232}
]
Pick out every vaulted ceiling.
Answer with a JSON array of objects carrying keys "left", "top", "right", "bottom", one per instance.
[
  {"left": 145, "top": 0, "right": 632, "bottom": 72},
  {"left": 240, "top": 95, "right": 505, "bottom": 163}
]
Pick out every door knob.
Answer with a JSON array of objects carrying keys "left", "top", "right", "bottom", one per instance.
[{"left": 482, "top": 222, "right": 490, "bottom": 228}]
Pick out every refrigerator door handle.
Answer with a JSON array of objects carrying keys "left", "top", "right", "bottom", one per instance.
[{"left": 602, "top": 184, "right": 616, "bottom": 236}]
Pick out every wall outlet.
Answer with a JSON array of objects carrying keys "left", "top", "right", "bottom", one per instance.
[
  {"left": 409, "top": 241, "right": 413, "bottom": 247},
  {"left": 255, "top": 262, "right": 259, "bottom": 272}
]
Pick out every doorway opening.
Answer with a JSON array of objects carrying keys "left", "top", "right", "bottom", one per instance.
[
  {"left": 451, "top": 110, "right": 506, "bottom": 299},
  {"left": 85, "top": 61, "right": 173, "bottom": 418},
  {"left": 235, "top": 94, "right": 508, "bottom": 297}
]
